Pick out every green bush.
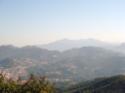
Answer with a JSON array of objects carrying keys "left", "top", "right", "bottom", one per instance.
[{"left": 0, "top": 73, "right": 55, "bottom": 93}]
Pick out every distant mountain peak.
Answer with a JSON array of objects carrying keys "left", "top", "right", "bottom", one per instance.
[{"left": 39, "top": 38, "right": 112, "bottom": 51}]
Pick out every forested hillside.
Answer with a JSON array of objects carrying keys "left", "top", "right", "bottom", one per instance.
[{"left": 64, "top": 75, "right": 125, "bottom": 93}]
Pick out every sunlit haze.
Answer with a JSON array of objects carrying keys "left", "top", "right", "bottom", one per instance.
[{"left": 0, "top": 0, "right": 125, "bottom": 46}]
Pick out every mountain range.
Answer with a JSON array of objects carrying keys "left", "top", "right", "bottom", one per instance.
[
  {"left": 39, "top": 39, "right": 115, "bottom": 51},
  {"left": 0, "top": 39, "right": 125, "bottom": 85}
]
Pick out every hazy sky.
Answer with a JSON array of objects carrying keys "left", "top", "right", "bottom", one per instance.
[{"left": 0, "top": 0, "right": 125, "bottom": 46}]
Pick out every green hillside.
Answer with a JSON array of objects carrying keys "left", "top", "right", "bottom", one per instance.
[{"left": 64, "top": 75, "right": 125, "bottom": 93}]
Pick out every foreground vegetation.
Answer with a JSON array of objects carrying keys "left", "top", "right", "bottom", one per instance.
[
  {"left": 0, "top": 73, "right": 55, "bottom": 93},
  {"left": 0, "top": 73, "right": 125, "bottom": 93}
]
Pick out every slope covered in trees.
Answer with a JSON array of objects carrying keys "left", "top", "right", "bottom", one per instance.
[{"left": 65, "top": 75, "right": 125, "bottom": 93}]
